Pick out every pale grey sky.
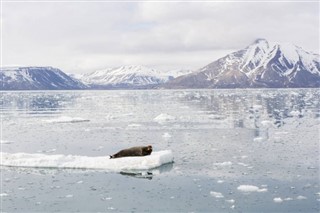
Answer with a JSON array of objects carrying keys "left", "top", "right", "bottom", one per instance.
[{"left": 2, "top": 1, "right": 319, "bottom": 74}]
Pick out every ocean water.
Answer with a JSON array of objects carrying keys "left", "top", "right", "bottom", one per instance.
[{"left": 1, "top": 89, "right": 319, "bottom": 212}]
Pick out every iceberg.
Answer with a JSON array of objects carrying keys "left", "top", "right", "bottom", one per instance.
[{"left": 0, "top": 150, "right": 173, "bottom": 172}]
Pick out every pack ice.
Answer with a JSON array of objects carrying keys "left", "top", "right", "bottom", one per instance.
[{"left": 0, "top": 150, "right": 173, "bottom": 172}]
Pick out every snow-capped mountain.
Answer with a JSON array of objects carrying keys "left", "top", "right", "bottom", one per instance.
[
  {"left": 81, "top": 65, "right": 171, "bottom": 89},
  {"left": 166, "top": 39, "right": 320, "bottom": 88},
  {"left": 0, "top": 67, "right": 87, "bottom": 90}
]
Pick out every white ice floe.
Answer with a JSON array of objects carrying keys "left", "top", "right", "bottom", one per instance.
[
  {"left": 237, "top": 185, "right": 268, "bottom": 193},
  {"left": 214, "top": 161, "right": 233, "bottom": 166},
  {"left": 0, "top": 150, "right": 173, "bottom": 172},
  {"left": 162, "top": 133, "right": 172, "bottom": 138},
  {"left": 154, "top": 113, "right": 176, "bottom": 124},
  {"left": 273, "top": 197, "right": 283, "bottom": 203},
  {"left": 225, "top": 199, "right": 235, "bottom": 204},
  {"left": 44, "top": 116, "right": 90, "bottom": 123},
  {"left": 210, "top": 191, "right": 224, "bottom": 198}
]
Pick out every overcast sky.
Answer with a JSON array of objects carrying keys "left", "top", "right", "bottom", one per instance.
[{"left": 2, "top": 1, "right": 319, "bottom": 74}]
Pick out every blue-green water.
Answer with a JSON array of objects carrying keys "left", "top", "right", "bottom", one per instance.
[{"left": 1, "top": 89, "right": 319, "bottom": 212}]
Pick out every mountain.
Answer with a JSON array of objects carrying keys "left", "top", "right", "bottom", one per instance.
[
  {"left": 165, "top": 39, "right": 320, "bottom": 88},
  {"left": 0, "top": 66, "right": 87, "bottom": 90},
  {"left": 81, "top": 65, "right": 171, "bottom": 89}
]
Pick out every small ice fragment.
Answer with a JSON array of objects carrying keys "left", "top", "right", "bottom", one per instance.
[
  {"left": 253, "top": 137, "right": 264, "bottom": 142},
  {"left": 65, "top": 194, "right": 73, "bottom": 198},
  {"left": 296, "top": 195, "right": 307, "bottom": 200},
  {"left": 101, "top": 197, "right": 112, "bottom": 201},
  {"left": 273, "top": 197, "right": 283, "bottom": 203},
  {"left": 217, "top": 180, "right": 224, "bottom": 184},
  {"left": 238, "top": 162, "right": 249, "bottom": 167},
  {"left": 162, "top": 133, "right": 172, "bottom": 138},
  {"left": 237, "top": 185, "right": 267, "bottom": 193},
  {"left": 76, "top": 180, "right": 83, "bottom": 184},
  {"left": 0, "top": 193, "right": 8, "bottom": 197},
  {"left": 214, "top": 161, "right": 232, "bottom": 166},
  {"left": 284, "top": 198, "right": 293, "bottom": 201},
  {"left": 210, "top": 191, "right": 224, "bottom": 198},
  {"left": 225, "top": 199, "right": 235, "bottom": 204},
  {"left": 154, "top": 113, "right": 176, "bottom": 123}
]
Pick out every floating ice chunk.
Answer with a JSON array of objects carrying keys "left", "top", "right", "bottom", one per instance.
[
  {"left": 44, "top": 116, "right": 90, "bottom": 123},
  {"left": 101, "top": 197, "right": 112, "bottom": 201},
  {"left": 253, "top": 137, "right": 264, "bottom": 142},
  {"left": 237, "top": 185, "right": 267, "bottom": 193},
  {"left": 154, "top": 113, "right": 176, "bottom": 124},
  {"left": 289, "top": 110, "right": 301, "bottom": 117},
  {"left": 65, "top": 194, "right": 73, "bottom": 198},
  {"left": 214, "top": 161, "right": 232, "bottom": 166},
  {"left": 0, "top": 193, "right": 8, "bottom": 197},
  {"left": 296, "top": 195, "right": 307, "bottom": 200},
  {"left": 273, "top": 197, "right": 283, "bottom": 203},
  {"left": 0, "top": 150, "right": 174, "bottom": 172},
  {"left": 225, "top": 199, "right": 235, "bottom": 204},
  {"left": 210, "top": 191, "right": 224, "bottom": 198},
  {"left": 284, "top": 197, "right": 293, "bottom": 201},
  {"left": 162, "top": 132, "right": 172, "bottom": 138}
]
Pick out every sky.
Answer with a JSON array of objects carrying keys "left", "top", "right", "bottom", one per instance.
[{"left": 1, "top": 1, "right": 319, "bottom": 74}]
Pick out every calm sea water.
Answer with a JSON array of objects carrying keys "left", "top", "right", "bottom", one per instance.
[{"left": 1, "top": 89, "right": 319, "bottom": 212}]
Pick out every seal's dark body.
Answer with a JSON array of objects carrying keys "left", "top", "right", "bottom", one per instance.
[{"left": 110, "top": 145, "right": 152, "bottom": 159}]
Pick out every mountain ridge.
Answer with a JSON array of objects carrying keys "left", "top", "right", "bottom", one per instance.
[{"left": 165, "top": 39, "right": 320, "bottom": 88}]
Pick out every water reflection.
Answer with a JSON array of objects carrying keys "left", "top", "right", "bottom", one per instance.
[
  {"left": 0, "top": 92, "right": 79, "bottom": 114},
  {"left": 180, "top": 89, "right": 319, "bottom": 129},
  {"left": 120, "top": 162, "right": 174, "bottom": 180}
]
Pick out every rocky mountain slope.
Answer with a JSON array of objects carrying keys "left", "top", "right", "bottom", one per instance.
[
  {"left": 165, "top": 39, "right": 320, "bottom": 88},
  {"left": 0, "top": 67, "right": 87, "bottom": 90}
]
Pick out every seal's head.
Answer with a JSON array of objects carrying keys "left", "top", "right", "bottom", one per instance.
[{"left": 143, "top": 145, "right": 152, "bottom": 155}]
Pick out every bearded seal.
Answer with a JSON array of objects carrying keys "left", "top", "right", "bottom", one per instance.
[{"left": 110, "top": 145, "right": 153, "bottom": 159}]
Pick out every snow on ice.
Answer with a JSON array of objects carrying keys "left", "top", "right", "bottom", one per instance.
[
  {"left": 237, "top": 185, "right": 268, "bottom": 193},
  {"left": 0, "top": 150, "right": 173, "bottom": 172}
]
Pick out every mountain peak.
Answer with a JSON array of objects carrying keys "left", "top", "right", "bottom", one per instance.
[
  {"left": 253, "top": 38, "right": 268, "bottom": 44},
  {"left": 166, "top": 40, "right": 320, "bottom": 88}
]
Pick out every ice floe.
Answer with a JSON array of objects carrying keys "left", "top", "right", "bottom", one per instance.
[
  {"left": 273, "top": 197, "right": 283, "bottom": 203},
  {"left": 154, "top": 113, "right": 176, "bottom": 124},
  {"left": 210, "top": 191, "right": 224, "bottom": 198},
  {"left": 237, "top": 185, "right": 268, "bottom": 193},
  {"left": 214, "top": 161, "right": 233, "bottom": 166},
  {"left": 0, "top": 150, "right": 173, "bottom": 172}
]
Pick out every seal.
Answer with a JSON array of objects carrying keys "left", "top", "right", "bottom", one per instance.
[{"left": 110, "top": 145, "right": 153, "bottom": 159}]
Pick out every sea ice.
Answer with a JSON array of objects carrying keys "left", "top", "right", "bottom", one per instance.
[
  {"left": 214, "top": 161, "right": 233, "bottom": 166},
  {"left": 273, "top": 197, "right": 283, "bottom": 203},
  {"left": 154, "top": 113, "right": 176, "bottom": 124},
  {"left": 210, "top": 191, "right": 224, "bottom": 198},
  {"left": 0, "top": 150, "right": 174, "bottom": 172},
  {"left": 237, "top": 185, "right": 268, "bottom": 193},
  {"left": 296, "top": 195, "right": 307, "bottom": 200}
]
